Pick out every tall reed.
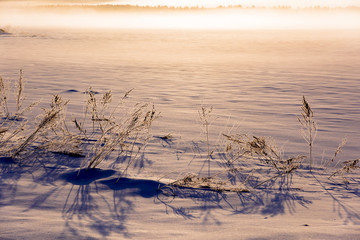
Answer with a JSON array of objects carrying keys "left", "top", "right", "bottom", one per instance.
[
  {"left": 298, "top": 96, "right": 317, "bottom": 169},
  {"left": 16, "top": 69, "right": 24, "bottom": 113},
  {"left": 0, "top": 75, "right": 9, "bottom": 117},
  {"left": 199, "top": 106, "right": 213, "bottom": 177}
]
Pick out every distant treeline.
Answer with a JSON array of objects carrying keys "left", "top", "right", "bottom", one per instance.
[{"left": 34, "top": 4, "right": 360, "bottom": 12}]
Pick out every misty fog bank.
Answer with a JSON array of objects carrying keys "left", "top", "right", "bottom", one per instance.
[{"left": 1, "top": 3, "right": 360, "bottom": 30}]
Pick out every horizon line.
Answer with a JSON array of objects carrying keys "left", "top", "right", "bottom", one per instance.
[{"left": 32, "top": 4, "right": 360, "bottom": 10}]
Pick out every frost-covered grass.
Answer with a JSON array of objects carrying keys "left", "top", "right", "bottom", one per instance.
[
  {"left": 0, "top": 72, "right": 158, "bottom": 174},
  {"left": 0, "top": 71, "right": 359, "bottom": 239},
  {"left": 0, "top": 71, "right": 358, "bottom": 184}
]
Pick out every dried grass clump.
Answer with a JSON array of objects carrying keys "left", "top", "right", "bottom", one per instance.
[
  {"left": 11, "top": 95, "right": 68, "bottom": 159},
  {"left": 0, "top": 70, "right": 37, "bottom": 119},
  {"left": 1, "top": 70, "right": 358, "bottom": 195},
  {"left": 37, "top": 95, "right": 84, "bottom": 157},
  {"left": 163, "top": 173, "right": 250, "bottom": 194},
  {"left": 223, "top": 134, "right": 305, "bottom": 174},
  {"left": 163, "top": 104, "right": 307, "bottom": 194},
  {"left": 320, "top": 137, "right": 360, "bottom": 183},
  {"left": 0, "top": 26, "right": 11, "bottom": 34},
  {"left": 163, "top": 133, "right": 305, "bottom": 193},
  {"left": 0, "top": 120, "right": 26, "bottom": 156},
  {"left": 0, "top": 71, "right": 39, "bottom": 157},
  {"left": 76, "top": 89, "right": 158, "bottom": 171},
  {"left": 221, "top": 134, "right": 306, "bottom": 189},
  {"left": 329, "top": 159, "right": 360, "bottom": 183},
  {"left": 0, "top": 72, "right": 158, "bottom": 175}
]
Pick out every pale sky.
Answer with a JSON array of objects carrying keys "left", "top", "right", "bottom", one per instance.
[
  {"left": 112, "top": 0, "right": 360, "bottom": 7},
  {"left": 1, "top": 0, "right": 360, "bottom": 7}
]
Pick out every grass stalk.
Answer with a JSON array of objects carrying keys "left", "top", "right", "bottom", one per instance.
[
  {"left": 298, "top": 96, "right": 317, "bottom": 170},
  {"left": 199, "top": 106, "right": 213, "bottom": 177},
  {"left": 0, "top": 75, "right": 9, "bottom": 117},
  {"left": 16, "top": 69, "right": 24, "bottom": 113}
]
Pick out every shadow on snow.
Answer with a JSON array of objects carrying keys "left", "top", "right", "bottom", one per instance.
[{"left": 1, "top": 151, "right": 360, "bottom": 239}]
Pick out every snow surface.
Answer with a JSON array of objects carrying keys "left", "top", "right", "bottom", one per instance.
[
  {"left": 1, "top": 158, "right": 360, "bottom": 239},
  {"left": 1, "top": 8, "right": 360, "bottom": 239}
]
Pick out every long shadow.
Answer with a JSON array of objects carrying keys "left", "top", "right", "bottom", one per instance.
[
  {"left": 59, "top": 169, "right": 169, "bottom": 238},
  {"left": 251, "top": 173, "right": 312, "bottom": 217},
  {"left": 98, "top": 178, "right": 167, "bottom": 234},
  {"left": 59, "top": 168, "right": 136, "bottom": 239},
  {"left": 148, "top": 137, "right": 314, "bottom": 222},
  {"left": 3, "top": 134, "right": 359, "bottom": 238},
  {"left": 0, "top": 154, "right": 134, "bottom": 239},
  {"left": 0, "top": 152, "right": 64, "bottom": 207},
  {"left": 0, "top": 148, "right": 85, "bottom": 209},
  {"left": 0, "top": 157, "right": 25, "bottom": 207},
  {"left": 109, "top": 145, "right": 153, "bottom": 174},
  {"left": 99, "top": 177, "right": 164, "bottom": 198},
  {"left": 0, "top": 146, "right": 160, "bottom": 239},
  {"left": 156, "top": 163, "right": 313, "bottom": 223},
  {"left": 311, "top": 172, "right": 360, "bottom": 225},
  {"left": 61, "top": 168, "right": 116, "bottom": 185},
  {"left": 156, "top": 165, "right": 360, "bottom": 227},
  {"left": 2, "top": 149, "right": 85, "bottom": 185},
  {"left": 156, "top": 186, "right": 233, "bottom": 223},
  {"left": 179, "top": 178, "right": 307, "bottom": 213}
]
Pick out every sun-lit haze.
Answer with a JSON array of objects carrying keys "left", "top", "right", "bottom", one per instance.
[
  {"left": 4, "top": 0, "right": 358, "bottom": 8},
  {"left": 1, "top": 0, "right": 360, "bottom": 29},
  {"left": 113, "top": 0, "right": 360, "bottom": 7},
  {"left": 1, "top": 11, "right": 359, "bottom": 30}
]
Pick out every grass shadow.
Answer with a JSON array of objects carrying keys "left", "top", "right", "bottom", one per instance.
[
  {"left": 61, "top": 168, "right": 116, "bottom": 185},
  {"left": 60, "top": 169, "right": 133, "bottom": 239},
  {"left": 0, "top": 157, "right": 25, "bottom": 207},
  {"left": 311, "top": 172, "right": 360, "bottom": 225},
  {"left": 157, "top": 171, "right": 312, "bottom": 222},
  {"left": 99, "top": 177, "right": 164, "bottom": 198}
]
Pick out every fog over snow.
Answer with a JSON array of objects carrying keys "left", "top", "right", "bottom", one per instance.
[{"left": 1, "top": 1, "right": 360, "bottom": 29}]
